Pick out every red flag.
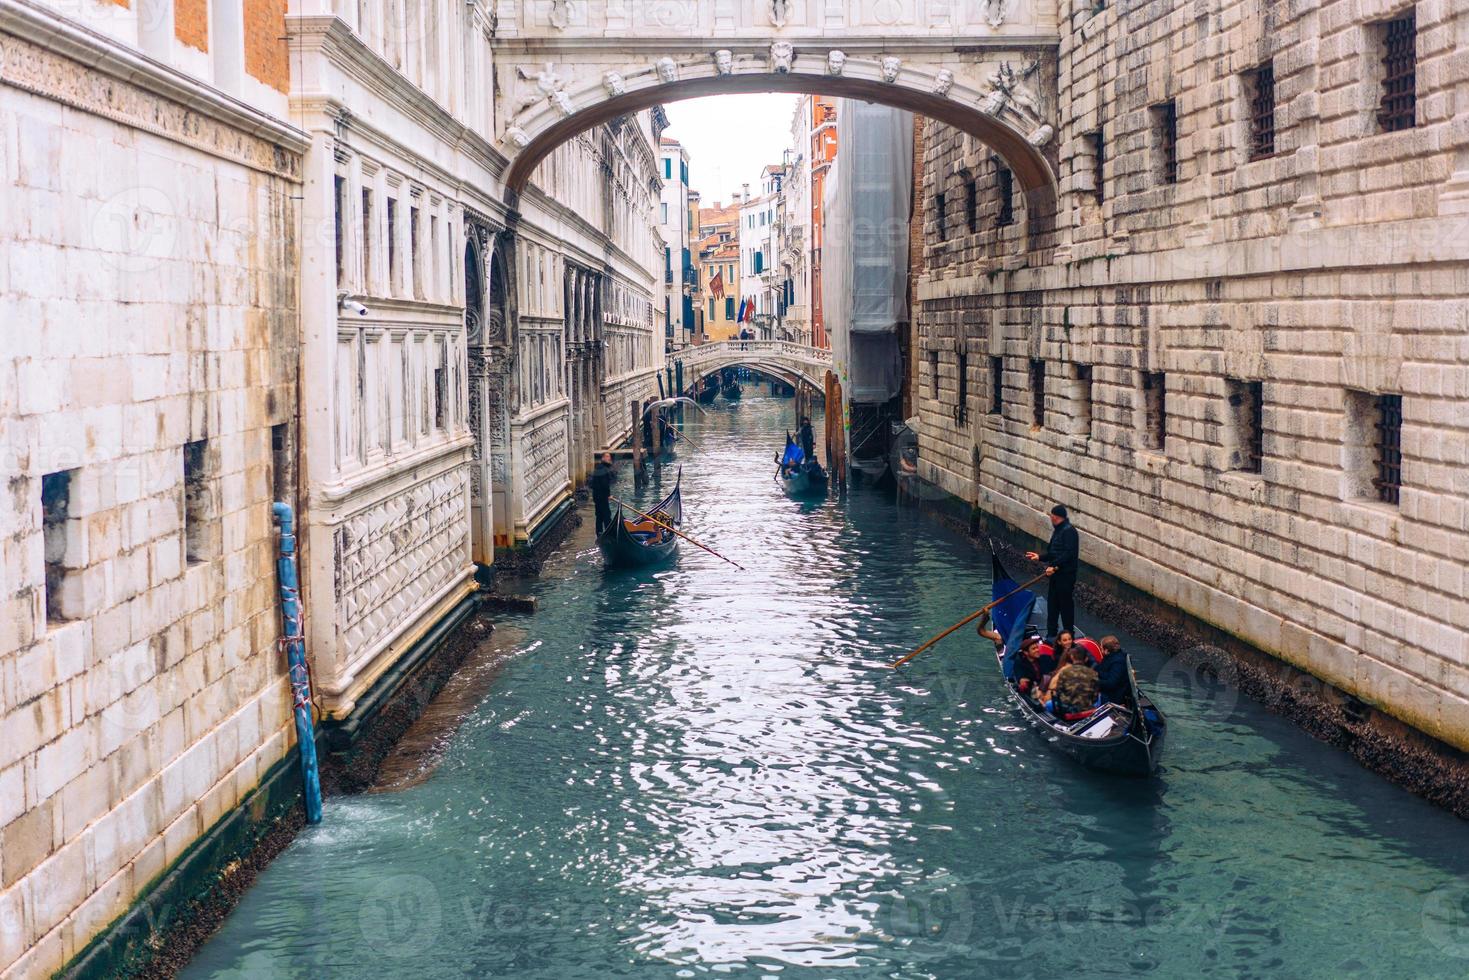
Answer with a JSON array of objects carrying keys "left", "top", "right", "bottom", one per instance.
[{"left": 710, "top": 269, "right": 724, "bottom": 299}]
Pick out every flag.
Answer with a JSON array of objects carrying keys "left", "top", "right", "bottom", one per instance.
[
  {"left": 710, "top": 269, "right": 724, "bottom": 299},
  {"left": 737, "top": 299, "right": 747, "bottom": 322}
]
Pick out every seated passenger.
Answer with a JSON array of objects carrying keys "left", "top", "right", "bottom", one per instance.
[
  {"left": 1052, "top": 630, "right": 1076, "bottom": 661},
  {"left": 1046, "top": 658, "right": 1100, "bottom": 719},
  {"left": 1040, "top": 647, "right": 1089, "bottom": 703},
  {"left": 1012, "top": 633, "right": 1057, "bottom": 698},
  {"left": 1094, "top": 635, "right": 1132, "bottom": 705}
]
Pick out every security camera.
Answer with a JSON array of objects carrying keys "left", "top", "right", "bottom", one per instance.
[{"left": 337, "top": 293, "right": 369, "bottom": 317}]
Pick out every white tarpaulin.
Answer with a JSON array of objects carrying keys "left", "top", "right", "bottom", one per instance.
[{"left": 823, "top": 99, "right": 913, "bottom": 405}]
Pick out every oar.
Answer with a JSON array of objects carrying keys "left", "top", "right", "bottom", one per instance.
[
  {"left": 610, "top": 496, "right": 746, "bottom": 571},
  {"left": 661, "top": 416, "right": 702, "bottom": 451},
  {"left": 889, "top": 573, "right": 1048, "bottom": 669}
]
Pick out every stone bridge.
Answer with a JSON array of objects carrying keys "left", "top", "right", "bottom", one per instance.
[
  {"left": 493, "top": 1, "right": 1062, "bottom": 215},
  {"left": 671, "top": 339, "right": 833, "bottom": 392}
]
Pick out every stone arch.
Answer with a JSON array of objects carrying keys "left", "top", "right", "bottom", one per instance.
[{"left": 504, "top": 56, "right": 1057, "bottom": 221}]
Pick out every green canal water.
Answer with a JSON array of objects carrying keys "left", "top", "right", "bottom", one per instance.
[{"left": 185, "top": 394, "right": 1469, "bottom": 979}]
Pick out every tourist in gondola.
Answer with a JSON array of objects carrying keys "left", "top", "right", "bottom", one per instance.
[
  {"left": 1012, "top": 633, "right": 1057, "bottom": 700},
  {"left": 590, "top": 452, "right": 616, "bottom": 534},
  {"left": 1025, "top": 504, "right": 1079, "bottom": 639},
  {"left": 1095, "top": 635, "right": 1132, "bottom": 706},
  {"left": 1053, "top": 629, "right": 1076, "bottom": 662},
  {"left": 1046, "top": 654, "right": 1101, "bottom": 719}
]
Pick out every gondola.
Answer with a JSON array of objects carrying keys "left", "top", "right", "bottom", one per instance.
[
  {"left": 721, "top": 382, "right": 742, "bottom": 401},
  {"left": 695, "top": 381, "right": 718, "bottom": 404},
  {"left": 986, "top": 546, "right": 1167, "bottom": 776},
  {"left": 596, "top": 476, "right": 682, "bottom": 568},
  {"left": 775, "top": 433, "right": 827, "bottom": 498}
]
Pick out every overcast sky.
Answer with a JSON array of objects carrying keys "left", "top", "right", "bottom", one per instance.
[{"left": 663, "top": 94, "right": 802, "bottom": 207}]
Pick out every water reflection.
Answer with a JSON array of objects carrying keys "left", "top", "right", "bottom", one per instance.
[{"left": 184, "top": 394, "right": 1469, "bottom": 980}]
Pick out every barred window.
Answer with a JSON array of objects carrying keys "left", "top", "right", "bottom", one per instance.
[
  {"left": 1029, "top": 359, "right": 1046, "bottom": 428},
  {"left": 1373, "top": 394, "right": 1403, "bottom": 504},
  {"left": 956, "top": 352, "right": 969, "bottom": 425},
  {"left": 996, "top": 166, "right": 1015, "bottom": 226},
  {"left": 935, "top": 192, "right": 948, "bottom": 242},
  {"left": 930, "top": 350, "right": 940, "bottom": 399},
  {"left": 1087, "top": 129, "right": 1105, "bottom": 202},
  {"left": 964, "top": 176, "right": 978, "bottom": 232},
  {"left": 989, "top": 356, "right": 1004, "bottom": 415},
  {"left": 1074, "top": 364, "right": 1094, "bottom": 439},
  {"left": 1377, "top": 13, "right": 1417, "bottom": 133},
  {"left": 1141, "top": 372, "right": 1166, "bottom": 450},
  {"left": 1152, "top": 101, "right": 1179, "bottom": 184},
  {"left": 1226, "top": 379, "right": 1265, "bottom": 473},
  {"left": 1246, "top": 63, "right": 1276, "bottom": 160}
]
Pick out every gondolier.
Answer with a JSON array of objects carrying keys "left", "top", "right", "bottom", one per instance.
[
  {"left": 590, "top": 452, "right": 615, "bottom": 534},
  {"left": 1026, "top": 504, "right": 1078, "bottom": 639}
]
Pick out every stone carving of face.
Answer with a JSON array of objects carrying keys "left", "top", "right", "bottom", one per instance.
[
  {"left": 603, "top": 70, "right": 626, "bottom": 96},
  {"left": 881, "top": 56, "right": 902, "bottom": 83},
  {"left": 655, "top": 57, "right": 678, "bottom": 83},
  {"left": 770, "top": 42, "right": 795, "bottom": 74},
  {"left": 827, "top": 50, "right": 846, "bottom": 76},
  {"left": 714, "top": 49, "right": 734, "bottom": 75},
  {"left": 933, "top": 68, "right": 954, "bottom": 96}
]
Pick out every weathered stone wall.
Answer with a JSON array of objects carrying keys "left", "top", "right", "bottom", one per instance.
[
  {"left": 913, "top": 0, "right": 1469, "bottom": 751},
  {"left": 0, "top": 18, "right": 303, "bottom": 976}
]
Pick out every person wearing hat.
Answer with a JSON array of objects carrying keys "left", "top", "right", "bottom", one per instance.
[
  {"left": 1026, "top": 503, "right": 1079, "bottom": 640},
  {"left": 1011, "top": 633, "right": 1057, "bottom": 700}
]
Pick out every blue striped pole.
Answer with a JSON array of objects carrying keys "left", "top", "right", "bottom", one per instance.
[{"left": 272, "top": 502, "right": 323, "bottom": 824}]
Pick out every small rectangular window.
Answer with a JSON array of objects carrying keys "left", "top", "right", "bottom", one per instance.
[
  {"left": 664, "top": 158, "right": 672, "bottom": 179},
  {"left": 956, "top": 351, "right": 968, "bottom": 425},
  {"left": 1074, "top": 364, "right": 1094, "bottom": 439},
  {"left": 964, "top": 177, "right": 978, "bottom": 232},
  {"left": 1141, "top": 371, "right": 1167, "bottom": 450},
  {"left": 1226, "top": 379, "right": 1265, "bottom": 473},
  {"left": 1246, "top": 63, "right": 1276, "bottom": 160},
  {"left": 996, "top": 166, "right": 1015, "bottom": 226},
  {"left": 1153, "top": 101, "right": 1179, "bottom": 184},
  {"left": 725, "top": 297, "right": 735, "bottom": 319},
  {"left": 929, "top": 350, "right": 940, "bottom": 400},
  {"left": 361, "top": 189, "right": 374, "bottom": 289},
  {"left": 183, "top": 439, "right": 212, "bottom": 564},
  {"left": 1377, "top": 13, "right": 1417, "bottom": 133},
  {"left": 1373, "top": 394, "right": 1404, "bottom": 504},
  {"left": 334, "top": 175, "right": 346, "bottom": 287},
  {"left": 410, "top": 205, "right": 422, "bottom": 298},
  {"left": 386, "top": 198, "right": 399, "bottom": 290},
  {"left": 1087, "top": 129, "right": 1105, "bottom": 202},
  {"left": 935, "top": 192, "right": 947, "bottom": 241},
  {"left": 1343, "top": 389, "right": 1404, "bottom": 504},
  {"left": 41, "top": 469, "right": 76, "bottom": 622},
  {"left": 1029, "top": 359, "right": 1046, "bottom": 427},
  {"left": 988, "top": 356, "right": 1004, "bottom": 415}
]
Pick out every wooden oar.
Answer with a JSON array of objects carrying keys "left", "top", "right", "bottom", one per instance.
[
  {"left": 889, "top": 573, "right": 1049, "bottom": 669},
  {"left": 610, "top": 496, "right": 746, "bottom": 571},
  {"left": 661, "top": 417, "right": 701, "bottom": 451}
]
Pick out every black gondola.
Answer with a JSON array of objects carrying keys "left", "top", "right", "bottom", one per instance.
[
  {"left": 776, "top": 433, "right": 827, "bottom": 498},
  {"left": 597, "top": 477, "right": 682, "bottom": 568},
  {"left": 721, "top": 382, "right": 742, "bottom": 401},
  {"left": 695, "top": 380, "right": 718, "bottom": 404},
  {"left": 986, "top": 546, "right": 1167, "bottom": 776}
]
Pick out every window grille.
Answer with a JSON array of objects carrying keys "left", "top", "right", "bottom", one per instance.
[
  {"left": 1377, "top": 14, "right": 1416, "bottom": 133},
  {"left": 1247, "top": 63, "right": 1276, "bottom": 159},
  {"left": 1373, "top": 393, "right": 1403, "bottom": 504}
]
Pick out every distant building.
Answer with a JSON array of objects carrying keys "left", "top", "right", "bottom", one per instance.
[
  {"left": 697, "top": 201, "right": 743, "bottom": 342},
  {"left": 657, "top": 137, "right": 695, "bottom": 349},
  {"left": 737, "top": 167, "right": 785, "bottom": 339}
]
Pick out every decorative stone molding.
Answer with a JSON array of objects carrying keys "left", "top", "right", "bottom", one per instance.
[
  {"left": 713, "top": 49, "right": 733, "bottom": 75},
  {"left": 506, "top": 126, "right": 531, "bottom": 148},
  {"left": 769, "top": 0, "right": 789, "bottom": 28},
  {"left": 770, "top": 41, "right": 795, "bottom": 74}
]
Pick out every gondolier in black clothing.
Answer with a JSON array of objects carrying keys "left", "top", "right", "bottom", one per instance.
[
  {"left": 798, "top": 417, "right": 816, "bottom": 462},
  {"left": 1026, "top": 504, "right": 1079, "bottom": 639},
  {"left": 590, "top": 452, "right": 616, "bottom": 534}
]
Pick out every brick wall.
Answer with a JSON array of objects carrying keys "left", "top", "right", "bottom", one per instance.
[
  {"left": 175, "top": 0, "right": 208, "bottom": 52},
  {"left": 244, "top": 0, "right": 289, "bottom": 93},
  {"left": 912, "top": 0, "right": 1469, "bottom": 750}
]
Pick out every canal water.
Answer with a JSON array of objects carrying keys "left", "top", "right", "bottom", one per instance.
[{"left": 186, "top": 394, "right": 1469, "bottom": 979}]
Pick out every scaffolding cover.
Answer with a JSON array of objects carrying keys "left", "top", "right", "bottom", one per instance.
[{"left": 823, "top": 99, "right": 913, "bottom": 405}]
